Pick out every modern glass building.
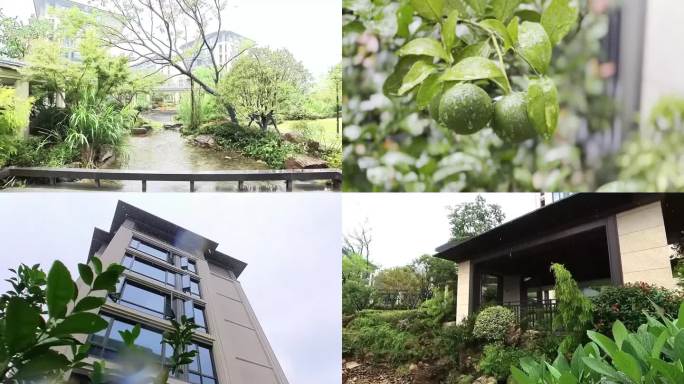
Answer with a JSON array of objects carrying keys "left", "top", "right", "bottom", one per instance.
[{"left": 71, "top": 201, "right": 289, "bottom": 383}]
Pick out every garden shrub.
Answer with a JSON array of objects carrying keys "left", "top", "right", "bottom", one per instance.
[
  {"left": 343, "top": 310, "right": 422, "bottom": 363},
  {"left": 29, "top": 105, "right": 70, "bottom": 139},
  {"left": 178, "top": 91, "right": 222, "bottom": 130},
  {"left": 2, "top": 137, "right": 79, "bottom": 168},
  {"left": 201, "top": 122, "right": 304, "bottom": 168},
  {"left": 478, "top": 343, "right": 528, "bottom": 381},
  {"left": 419, "top": 287, "right": 455, "bottom": 324},
  {"left": 343, "top": 280, "right": 375, "bottom": 315},
  {"left": 0, "top": 87, "right": 34, "bottom": 159},
  {"left": 472, "top": 306, "right": 515, "bottom": 342},
  {"left": 591, "top": 282, "right": 683, "bottom": 334},
  {"left": 550, "top": 263, "right": 593, "bottom": 352}
]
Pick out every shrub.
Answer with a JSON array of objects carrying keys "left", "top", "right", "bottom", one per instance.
[
  {"left": 29, "top": 105, "right": 70, "bottom": 139},
  {"left": 591, "top": 282, "right": 683, "bottom": 334},
  {"left": 2, "top": 137, "right": 79, "bottom": 168},
  {"left": 0, "top": 87, "right": 34, "bottom": 158},
  {"left": 343, "top": 311, "right": 422, "bottom": 363},
  {"left": 343, "top": 280, "right": 375, "bottom": 315},
  {"left": 178, "top": 91, "right": 222, "bottom": 130},
  {"left": 479, "top": 343, "right": 528, "bottom": 380},
  {"left": 551, "top": 263, "right": 593, "bottom": 352},
  {"left": 204, "top": 122, "right": 304, "bottom": 168},
  {"left": 472, "top": 306, "right": 515, "bottom": 342},
  {"left": 419, "top": 287, "right": 455, "bottom": 324}
]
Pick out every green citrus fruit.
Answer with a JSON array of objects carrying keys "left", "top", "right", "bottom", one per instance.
[
  {"left": 492, "top": 92, "right": 536, "bottom": 142},
  {"left": 437, "top": 83, "right": 493, "bottom": 135}
]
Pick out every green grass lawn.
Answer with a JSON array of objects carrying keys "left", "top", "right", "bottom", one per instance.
[{"left": 280, "top": 118, "right": 341, "bottom": 147}]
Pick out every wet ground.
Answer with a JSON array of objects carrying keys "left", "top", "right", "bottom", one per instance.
[{"left": 6, "top": 111, "right": 331, "bottom": 192}]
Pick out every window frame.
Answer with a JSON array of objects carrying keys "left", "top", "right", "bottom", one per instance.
[
  {"left": 117, "top": 280, "right": 172, "bottom": 320},
  {"left": 129, "top": 238, "right": 172, "bottom": 263},
  {"left": 186, "top": 344, "right": 217, "bottom": 384},
  {"left": 124, "top": 253, "right": 177, "bottom": 288}
]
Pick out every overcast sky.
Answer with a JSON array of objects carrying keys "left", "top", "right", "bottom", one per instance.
[
  {"left": 342, "top": 193, "right": 542, "bottom": 269},
  {"left": 0, "top": 193, "right": 341, "bottom": 384},
  {"left": 0, "top": 0, "right": 340, "bottom": 78}
]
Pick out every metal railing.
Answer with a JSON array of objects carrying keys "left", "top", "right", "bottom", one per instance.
[
  {"left": 504, "top": 299, "right": 557, "bottom": 330},
  {"left": 0, "top": 166, "right": 342, "bottom": 192}
]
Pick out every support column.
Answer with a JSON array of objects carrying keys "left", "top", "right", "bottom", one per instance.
[
  {"left": 456, "top": 260, "right": 471, "bottom": 323},
  {"left": 616, "top": 201, "right": 675, "bottom": 289}
]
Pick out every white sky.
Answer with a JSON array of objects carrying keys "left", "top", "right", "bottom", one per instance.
[
  {"left": 0, "top": 0, "right": 341, "bottom": 78},
  {"left": 0, "top": 193, "right": 341, "bottom": 384},
  {"left": 342, "top": 193, "right": 542, "bottom": 269}
]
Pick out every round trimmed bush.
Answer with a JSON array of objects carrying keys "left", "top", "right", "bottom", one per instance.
[{"left": 472, "top": 305, "right": 515, "bottom": 342}]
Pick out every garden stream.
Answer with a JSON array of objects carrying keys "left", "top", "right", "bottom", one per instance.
[{"left": 9, "top": 110, "right": 330, "bottom": 192}]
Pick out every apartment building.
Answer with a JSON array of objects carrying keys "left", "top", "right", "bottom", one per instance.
[{"left": 71, "top": 201, "right": 289, "bottom": 383}]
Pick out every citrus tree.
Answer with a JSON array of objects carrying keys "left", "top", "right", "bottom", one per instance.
[{"left": 343, "top": 0, "right": 593, "bottom": 191}]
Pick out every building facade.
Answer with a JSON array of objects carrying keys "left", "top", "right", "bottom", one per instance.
[
  {"left": 72, "top": 201, "right": 289, "bottom": 383},
  {"left": 435, "top": 193, "right": 683, "bottom": 323}
]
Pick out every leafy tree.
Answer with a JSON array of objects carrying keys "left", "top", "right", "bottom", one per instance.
[
  {"left": 343, "top": 221, "right": 373, "bottom": 260},
  {"left": 447, "top": 194, "right": 505, "bottom": 241},
  {"left": 218, "top": 47, "right": 312, "bottom": 131},
  {"left": 550, "top": 263, "right": 592, "bottom": 353},
  {"left": 0, "top": 10, "right": 52, "bottom": 59},
  {"left": 373, "top": 266, "right": 423, "bottom": 309},
  {"left": 412, "top": 254, "right": 457, "bottom": 292},
  {"left": 342, "top": 253, "right": 377, "bottom": 315},
  {"left": 0, "top": 258, "right": 124, "bottom": 381},
  {"left": 0, "top": 87, "right": 34, "bottom": 162}
]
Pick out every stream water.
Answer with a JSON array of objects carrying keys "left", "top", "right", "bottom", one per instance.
[{"left": 7, "top": 111, "right": 331, "bottom": 192}]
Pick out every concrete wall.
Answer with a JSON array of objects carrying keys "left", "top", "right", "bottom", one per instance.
[
  {"left": 640, "top": 0, "right": 684, "bottom": 121},
  {"left": 204, "top": 261, "right": 289, "bottom": 384},
  {"left": 616, "top": 201, "right": 675, "bottom": 289},
  {"left": 456, "top": 260, "right": 471, "bottom": 323}
]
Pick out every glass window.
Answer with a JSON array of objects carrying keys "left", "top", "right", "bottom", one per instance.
[
  {"left": 89, "top": 316, "right": 165, "bottom": 362},
  {"left": 194, "top": 306, "right": 207, "bottom": 333},
  {"left": 119, "top": 281, "right": 168, "bottom": 319},
  {"left": 190, "top": 280, "right": 201, "bottom": 298},
  {"left": 188, "top": 344, "right": 216, "bottom": 384},
  {"left": 188, "top": 260, "right": 197, "bottom": 274},
  {"left": 130, "top": 238, "right": 170, "bottom": 262}
]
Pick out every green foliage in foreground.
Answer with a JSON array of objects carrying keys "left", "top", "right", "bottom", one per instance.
[
  {"left": 1, "top": 137, "right": 79, "bottom": 169},
  {"left": 0, "top": 87, "right": 34, "bottom": 163},
  {"left": 199, "top": 122, "right": 304, "bottom": 168},
  {"left": 511, "top": 301, "right": 684, "bottom": 384},
  {"left": 0, "top": 258, "right": 124, "bottom": 381}
]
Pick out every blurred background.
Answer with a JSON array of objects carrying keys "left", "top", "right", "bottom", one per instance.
[{"left": 343, "top": 0, "right": 684, "bottom": 192}]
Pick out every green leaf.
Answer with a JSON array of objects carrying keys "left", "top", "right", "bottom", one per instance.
[
  {"left": 13, "top": 350, "right": 70, "bottom": 379},
  {"left": 464, "top": 0, "right": 487, "bottom": 15},
  {"left": 440, "top": 57, "right": 510, "bottom": 93},
  {"left": 6, "top": 297, "right": 41, "bottom": 354},
  {"left": 649, "top": 357, "right": 684, "bottom": 383},
  {"left": 453, "top": 41, "right": 492, "bottom": 63},
  {"left": 526, "top": 77, "right": 558, "bottom": 139},
  {"left": 397, "top": 2, "right": 414, "bottom": 38},
  {"left": 72, "top": 296, "right": 106, "bottom": 312},
  {"left": 490, "top": 0, "right": 521, "bottom": 23},
  {"left": 410, "top": 0, "right": 444, "bottom": 21},
  {"left": 517, "top": 21, "right": 552, "bottom": 74},
  {"left": 46, "top": 260, "right": 74, "bottom": 319},
  {"left": 507, "top": 16, "right": 519, "bottom": 45},
  {"left": 510, "top": 366, "right": 535, "bottom": 384},
  {"left": 92, "top": 269, "right": 122, "bottom": 292},
  {"left": 78, "top": 263, "right": 93, "bottom": 286},
  {"left": 674, "top": 331, "right": 684, "bottom": 363},
  {"left": 398, "top": 60, "right": 436, "bottom": 95},
  {"left": 49, "top": 312, "right": 108, "bottom": 337},
  {"left": 416, "top": 73, "right": 442, "bottom": 109},
  {"left": 587, "top": 330, "right": 619, "bottom": 359},
  {"left": 541, "top": 0, "right": 579, "bottom": 45},
  {"left": 613, "top": 320, "right": 629, "bottom": 349},
  {"left": 91, "top": 256, "right": 102, "bottom": 274},
  {"left": 612, "top": 350, "right": 642, "bottom": 383},
  {"left": 384, "top": 56, "right": 426, "bottom": 96},
  {"left": 480, "top": 19, "right": 513, "bottom": 51},
  {"left": 652, "top": 329, "right": 668, "bottom": 358},
  {"left": 398, "top": 38, "right": 451, "bottom": 62},
  {"left": 558, "top": 372, "right": 578, "bottom": 384},
  {"left": 581, "top": 357, "right": 619, "bottom": 380},
  {"left": 442, "top": 10, "right": 459, "bottom": 51}
]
